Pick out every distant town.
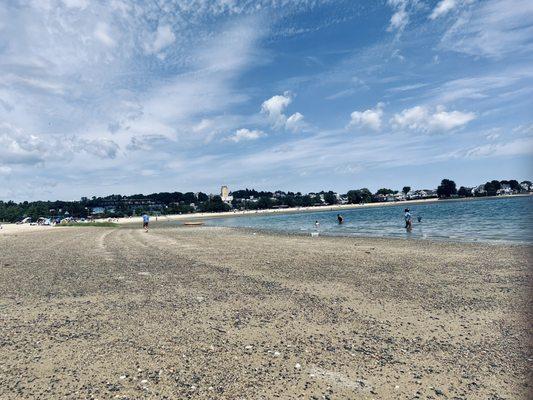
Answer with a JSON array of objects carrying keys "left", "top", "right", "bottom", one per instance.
[{"left": 0, "top": 178, "right": 531, "bottom": 224}]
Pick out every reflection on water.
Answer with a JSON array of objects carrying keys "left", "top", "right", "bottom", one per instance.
[{"left": 203, "top": 196, "right": 532, "bottom": 244}]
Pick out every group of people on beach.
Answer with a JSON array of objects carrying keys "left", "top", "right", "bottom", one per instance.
[
  {"left": 141, "top": 210, "right": 420, "bottom": 233},
  {"left": 313, "top": 210, "right": 419, "bottom": 232}
]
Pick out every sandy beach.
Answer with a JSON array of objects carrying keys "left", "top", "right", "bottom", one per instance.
[{"left": 0, "top": 225, "right": 531, "bottom": 399}]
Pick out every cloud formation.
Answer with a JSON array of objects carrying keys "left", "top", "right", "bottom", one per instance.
[
  {"left": 429, "top": 0, "right": 458, "bottom": 20},
  {"left": 227, "top": 128, "right": 265, "bottom": 143},
  {"left": 0, "top": 0, "right": 530, "bottom": 200},
  {"left": 261, "top": 92, "right": 305, "bottom": 132},
  {"left": 440, "top": 0, "right": 533, "bottom": 58},
  {"left": 387, "top": 0, "right": 411, "bottom": 33},
  {"left": 348, "top": 103, "right": 384, "bottom": 131},
  {"left": 464, "top": 138, "right": 533, "bottom": 158},
  {"left": 286, "top": 112, "right": 305, "bottom": 132},
  {"left": 143, "top": 25, "right": 176, "bottom": 56},
  {"left": 391, "top": 106, "right": 475, "bottom": 132}
]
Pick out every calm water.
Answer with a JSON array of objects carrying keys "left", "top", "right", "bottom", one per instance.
[{"left": 204, "top": 196, "right": 533, "bottom": 244}]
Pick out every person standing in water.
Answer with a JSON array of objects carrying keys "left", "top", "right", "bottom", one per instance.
[
  {"left": 142, "top": 213, "right": 150, "bottom": 232},
  {"left": 404, "top": 208, "right": 412, "bottom": 230},
  {"left": 337, "top": 214, "right": 344, "bottom": 224},
  {"left": 314, "top": 220, "right": 320, "bottom": 230}
]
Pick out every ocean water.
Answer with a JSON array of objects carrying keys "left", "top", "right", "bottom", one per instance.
[{"left": 204, "top": 196, "right": 533, "bottom": 244}]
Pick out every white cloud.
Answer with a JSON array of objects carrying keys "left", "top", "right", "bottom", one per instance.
[
  {"left": 431, "top": 109, "right": 475, "bottom": 130},
  {"left": 388, "top": 8, "right": 408, "bottom": 32},
  {"left": 429, "top": 0, "right": 457, "bottom": 19},
  {"left": 286, "top": 112, "right": 304, "bottom": 132},
  {"left": 513, "top": 124, "right": 533, "bottom": 135},
  {"left": 387, "top": 0, "right": 411, "bottom": 33},
  {"left": 62, "top": 0, "right": 89, "bottom": 9},
  {"left": 144, "top": 24, "right": 176, "bottom": 55},
  {"left": 261, "top": 92, "right": 305, "bottom": 132},
  {"left": 0, "top": 123, "right": 120, "bottom": 168},
  {"left": 348, "top": 103, "right": 384, "bottom": 131},
  {"left": 430, "top": 74, "right": 523, "bottom": 103},
  {"left": 391, "top": 105, "right": 475, "bottom": 132},
  {"left": 193, "top": 119, "right": 215, "bottom": 133},
  {"left": 440, "top": 0, "right": 533, "bottom": 58},
  {"left": 227, "top": 128, "right": 265, "bottom": 143},
  {"left": 388, "top": 83, "right": 428, "bottom": 92},
  {"left": 464, "top": 138, "right": 533, "bottom": 158},
  {"left": 79, "top": 138, "right": 120, "bottom": 159},
  {"left": 94, "top": 22, "right": 115, "bottom": 47},
  {"left": 0, "top": 123, "right": 45, "bottom": 166},
  {"left": 261, "top": 91, "right": 293, "bottom": 128},
  {"left": 484, "top": 128, "right": 502, "bottom": 141}
]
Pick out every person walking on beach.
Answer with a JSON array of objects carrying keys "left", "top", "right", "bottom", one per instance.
[
  {"left": 404, "top": 208, "right": 412, "bottom": 231},
  {"left": 337, "top": 214, "right": 344, "bottom": 224},
  {"left": 142, "top": 213, "right": 150, "bottom": 232}
]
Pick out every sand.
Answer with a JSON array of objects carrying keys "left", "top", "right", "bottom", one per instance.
[
  {"left": 0, "top": 225, "right": 531, "bottom": 399},
  {"left": 0, "top": 223, "right": 57, "bottom": 235}
]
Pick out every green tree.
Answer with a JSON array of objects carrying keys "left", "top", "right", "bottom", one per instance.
[
  {"left": 197, "top": 192, "right": 209, "bottom": 202},
  {"left": 457, "top": 186, "right": 471, "bottom": 197},
  {"left": 402, "top": 186, "right": 411, "bottom": 195},
  {"left": 299, "top": 195, "right": 313, "bottom": 207},
  {"left": 347, "top": 190, "right": 362, "bottom": 204},
  {"left": 437, "top": 179, "right": 457, "bottom": 198},
  {"left": 508, "top": 180, "right": 520, "bottom": 191},
  {"left": 376, "top": 188, "right": 395, "bottom": 196},
  {"left": 359, "top": 188, "right": 372, "bottom": 203},
  {"left": 484, "top": 180, "right": 501, "bottom": 196},
  {"left": 323, "top": 191, "right": 338, "bottom": 205},
  {"left": 182, "top": 192, "right": 196, "bottom": 204},
  {"left": 200, "top": 196, "right": 230, "bottom": 212},
  {"left": 257, "top": 197, "right": 273, "bottom": 209}
]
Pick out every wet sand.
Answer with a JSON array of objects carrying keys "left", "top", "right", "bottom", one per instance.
[{"left": 0, "top": 226, "right": 531, "bottom": 399}]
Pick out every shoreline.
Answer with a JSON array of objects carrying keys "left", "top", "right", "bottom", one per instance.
[
  {"left": 222, "top": 226, "right": 532, "bottom": 247},
  {"left": 2, "top": 221, "right": 530, "bottom": 247},
  {"left": 108, "top": 193, "right": 531, "bottom": 225},
  {"left": 2, "top": 194, "right": 530, "bottom": 245}
]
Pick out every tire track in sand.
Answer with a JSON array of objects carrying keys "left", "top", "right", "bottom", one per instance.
[{"left": 96, "top": 228, "right": 119, "bottom": 261}]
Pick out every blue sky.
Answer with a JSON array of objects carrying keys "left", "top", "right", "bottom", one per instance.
[{"left": 0, "top": 0, "right": 532, "bottom": 201}]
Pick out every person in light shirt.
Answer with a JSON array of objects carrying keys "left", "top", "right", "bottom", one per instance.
[
  {"left": 142, "top": 214, "right": 150, "bottom": 232},
  {"left": 404, "top": 208, "right": 412, "bottom": 231}
]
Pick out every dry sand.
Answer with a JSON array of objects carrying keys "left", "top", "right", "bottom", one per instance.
[{"left": 0, "top": 225, "right": 531, "bottom": 399}]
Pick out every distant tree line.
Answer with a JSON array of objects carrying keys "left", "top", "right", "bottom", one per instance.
[
  {"left": 0, "top": 178, "right": 530, "bottom": 223},
  {"left": 440, "top": 179, "right": 528, "bottom": 198}
]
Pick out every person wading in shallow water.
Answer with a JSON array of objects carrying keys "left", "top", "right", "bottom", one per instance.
[
  {"left": 337, "top": 214, "right": 344, "bottom": 224},
  {"left": 142, "top": 213, "right": 150, "bottom": 232},
  {"left": 404, "top": 208, "right": 412, "bottom": 231}
]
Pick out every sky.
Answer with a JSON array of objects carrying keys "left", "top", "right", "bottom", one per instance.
[{"left": 0, "top": 0, "right": 532, "bottom": 201}]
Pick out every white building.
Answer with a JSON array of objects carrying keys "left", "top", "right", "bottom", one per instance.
[
  {"left": 220, "top": 185, "right": 233, "bottom": 204},
  {"left": 472, "top": 184, "right": 486, "bottom": 196}
]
